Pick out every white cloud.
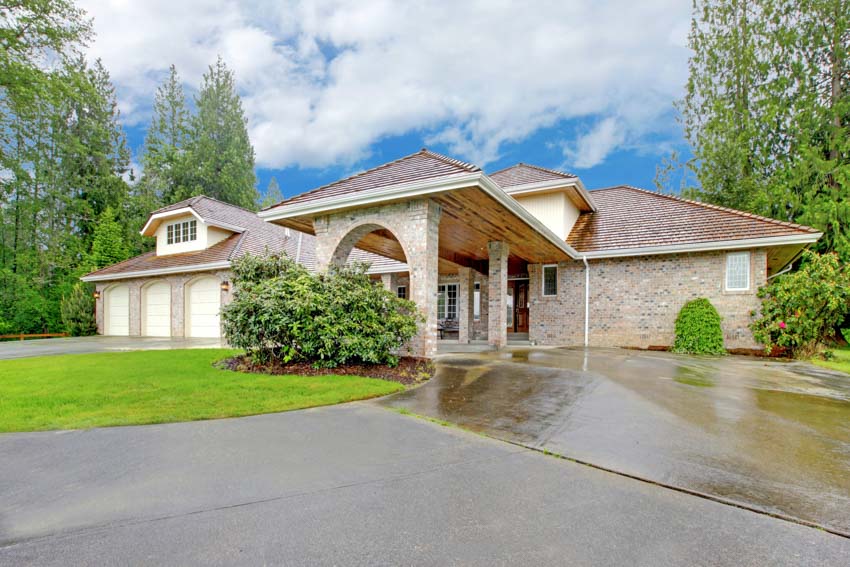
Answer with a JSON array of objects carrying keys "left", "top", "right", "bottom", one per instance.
[{"left": 77, "top": 0, "right": 691, "bottom": 169}]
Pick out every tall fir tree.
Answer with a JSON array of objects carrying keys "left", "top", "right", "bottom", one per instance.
[
  {"left": 140, "top": 64, "right": 190, "bottom": 206},
  {"left": 89, "top": 207, "right": 128, "bottom": 269},
  {"left": 260, "top": 176, "right": 283, "bottom": 208},
  {"left": 184, "top": 57, "right": 258, "bottom": 209}
]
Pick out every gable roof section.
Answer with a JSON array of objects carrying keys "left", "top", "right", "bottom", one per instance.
[
  {"left": 568, "top": 186, "right": 820, "bottom": 255},
  {"left": 488, "top": 163, "right": 576, "bottom": 188},
  {"left": 264, "top": 149, "right": 480, "bottom": 210}
]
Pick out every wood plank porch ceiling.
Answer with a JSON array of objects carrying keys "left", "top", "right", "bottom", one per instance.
[{"left": 270, "top": 185, "right": 571, "bottom": 274}]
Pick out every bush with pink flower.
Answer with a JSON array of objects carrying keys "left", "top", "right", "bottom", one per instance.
[{"left": 750, "top": 251, "right": 850, "bottom": 358}]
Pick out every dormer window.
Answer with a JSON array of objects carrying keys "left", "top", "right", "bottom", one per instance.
[{"left": 167, "top": 220, "right": 197, "bottom": 245}]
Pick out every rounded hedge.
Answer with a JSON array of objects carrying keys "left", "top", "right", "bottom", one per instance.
[{"left": 672, "top": 298, "right": 726, "bottom": 355}]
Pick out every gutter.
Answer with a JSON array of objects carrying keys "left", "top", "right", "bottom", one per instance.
[
  {"left": 582, "top": 256, "right": 590, "bottom": 347},
  {"left": 767, "top": 262, "right": 794, "bottom": 280},
  {"left": 81, "top": 260, "right": 232, "bottom": 282}
]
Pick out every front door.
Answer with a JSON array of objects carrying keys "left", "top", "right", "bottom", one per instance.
[{"left": 507, "top": 280, "right": 529, "bottom": 333}]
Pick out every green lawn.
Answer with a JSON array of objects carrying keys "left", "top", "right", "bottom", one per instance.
[
  {"left": 0, "top": 349, "right": 404, "bottom": 433},
  {"left": 812, "top": 347, "right": 850, "bottom": 375}
]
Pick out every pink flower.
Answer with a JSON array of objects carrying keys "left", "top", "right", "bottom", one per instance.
[{"left": 779, "top": 321, "right": 787, "bottom": 329}]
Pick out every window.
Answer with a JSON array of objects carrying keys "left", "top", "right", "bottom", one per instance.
[
  {"left": 542, "top": 264, "right": 558, "bottom": 296},
  {"left": 437, "top": 284, "right": 458, "bottom": 319},
  {"left": 397, "top": 286, "right": 407, "bottom": 299},
  {"left": 166, "top": 219, "right": 197, "bottom": 245},
  {"left": 473, "top": 282, "right": 481, "bottom": 321},
  {"left": 726, "top": 252, "right": 750, "bottom": 291}
]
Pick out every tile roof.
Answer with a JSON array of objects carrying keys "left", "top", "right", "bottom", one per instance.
[
  {"left": 265, "top": 149, "right": 480, "bottom": 209},
  {"left": 488, "top": 163, "right": 576, "bottom": 188},
  {"left": 567, "top": 185, "right": 819, "bottom": 253},
  {"left": 84, "top": 196, "right": 407, "bottom": 279}
]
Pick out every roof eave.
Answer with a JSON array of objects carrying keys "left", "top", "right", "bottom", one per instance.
[
  {"left": 578, "top": 232, "right": 822, "bottom": 259},
  {"left": 501, "top": 178, "right": 596, "bottom": 212},
  {"left": 140, "top": 207, "right": 246, "bottom": 237},
  {"left": 81, "top": 260, "right": 232, "bottom": 282}
]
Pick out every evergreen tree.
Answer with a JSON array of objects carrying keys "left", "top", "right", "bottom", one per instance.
[
  {"left": 140, "top": 64, "right": 190, "bottom": 206},
  {"left": 260, "top": 176, "right": 283, "bottom": 208},
  {"left": 184, "top": 57, "right": 258, "bottom": 209},
  {"left": 664, "top": 0, "right": 850, "bottom": 260},
  {"left": 61, "top": 282, "right": 96, "bottom": 336},
  {"left": 90, "top": 207, "right": 129, "bottom": 269}
]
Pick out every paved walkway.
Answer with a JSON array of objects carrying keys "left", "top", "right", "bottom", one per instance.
[
  {"left": 0, "top": 336, "right": 223, "bottom": 360},
  {"left": 1, "top": 404, "right": 847, "bottom": 566}
]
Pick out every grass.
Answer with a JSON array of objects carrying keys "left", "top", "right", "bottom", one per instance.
[
  {"left": 812, "top": 347, "right": 850, "bottom": 375},
  {"left": 0, "top": 349, "right": 404, "bottom": 433}
]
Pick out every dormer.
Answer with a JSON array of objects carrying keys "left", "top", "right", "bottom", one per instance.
[
  {"left": 488, "top": 164, "right": 596, "bottom": 240},
  {"left": 140, "top": 199, "right": 247, "bottom": 257}
]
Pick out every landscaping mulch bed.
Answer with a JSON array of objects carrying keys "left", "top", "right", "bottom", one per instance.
[{"left": 219, "top": 355, "right": 435, "bottom": 386}]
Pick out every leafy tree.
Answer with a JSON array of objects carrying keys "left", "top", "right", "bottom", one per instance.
[
  {"left": 222, "top": 253, "right": 421, "bottom": 367},
  {"left": 672, "top": 298, "right": 726, "bottom": 355},
  {"left": 183, "top": 57, "right": 258, "bottom": 209},
  {"left": 90, "top": 207, "right": 128, "bottom": 269},
  {"left": 61, "top": 281, "right": 96, "bottom": 336},
  {"left": 750, "top": 251, "right": 850, "bottom": 357},
  {"left": 260, "top": 176, "right": 283, "bottom": 208}
]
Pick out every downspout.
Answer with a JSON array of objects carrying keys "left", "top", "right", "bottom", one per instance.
[
  {"left": 295, "top": 232, "right": 303, "bottom": 264},
  {"left": 582, "top": 256, "right": 590, "bottom": 348}
]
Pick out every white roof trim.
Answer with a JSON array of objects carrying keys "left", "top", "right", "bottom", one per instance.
[
  {"left": 580, "top": 233, "right": 822, "bottom": 259},
  {"left": 81, "top": 261, "right": 231, "bottom": 282},
  {"left": 501, "top": 178, "right": 597, "bottom": 212},
  {"left": 261, "top": 171, "right": 581, "bottom": 260},
  {"left": 140, "top": 207, "right": 246, "bottom": 236}
]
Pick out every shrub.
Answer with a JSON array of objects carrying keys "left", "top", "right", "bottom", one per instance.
[
  {"left": 61, "top": 282, "right": 97, "bottom": 336},
  {"left": 841, "top": 328, "right": 850, "bottom": 345},
  {"left": 221, "top": 253, "right": 422, "bottom": 367},
  {"left": 672, "top": 298, "right": 726, "bottom": 355},
  {"left": 750, "top": 251, "right": 850, "bottom": 358}
]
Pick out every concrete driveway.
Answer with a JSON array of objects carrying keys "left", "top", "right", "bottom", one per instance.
[
  {"left": 0, "top": 336, "right": 223, "bottom": 360},
  {"left": 380, "top": 347, "right": 850, "bottom": 536},
  {"left": 1, "top": 404, "right": 847, "bottom": 566}
]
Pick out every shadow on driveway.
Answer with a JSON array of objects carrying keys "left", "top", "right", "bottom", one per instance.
[{"left": 378, "top": 347, "right": 850, "bottom": 535}]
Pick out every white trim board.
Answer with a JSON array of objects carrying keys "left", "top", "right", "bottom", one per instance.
[{"left": 81, "top": 261, "right": 231, "bottom": 282}]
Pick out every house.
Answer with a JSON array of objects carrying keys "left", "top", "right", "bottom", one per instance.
[{"left": 83, "top": 149, "right": 821, "bottom": 357}]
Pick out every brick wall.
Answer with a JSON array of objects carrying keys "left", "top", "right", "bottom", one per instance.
[{"left": 529, "top": 249, "right": 767, "bottom": 349}]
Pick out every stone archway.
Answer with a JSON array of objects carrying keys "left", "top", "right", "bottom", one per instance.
[{"left": 312, "top": 199, "right": 441, "bottom": 357}]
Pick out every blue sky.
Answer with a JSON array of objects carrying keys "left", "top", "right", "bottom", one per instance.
[{"left": 83, "top": 0, "right": 694, "bottom": 202}]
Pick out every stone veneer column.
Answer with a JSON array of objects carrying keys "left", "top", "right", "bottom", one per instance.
[
  {"left": 128, "top": 281, "right": 142, "bottom": 337},
  {"left": 457, "top": 267, "right": 474, "bottom": 344},
  {"left": 171, "top": 277, "right": 186, "bottom": 338},
  {"left": 94, "top": 283, "right": 106, "bottom": 335},
  {"left": 488, "top": 241, "right": 508, "bottom": 348},
  {"left": 312, "top": 215, "right": 334, "bottom": 272},
  {"left": 406, "top": 200, "right": 441, "bottom": 357},
  {"left": 381, "top": 273, "right": 398, "bottom": 292}
]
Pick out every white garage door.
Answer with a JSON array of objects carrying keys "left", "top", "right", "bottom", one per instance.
[
  {"left": 188, "top": 277, "right": 221, "bottom": 338},
  {"left": 105, "top": 285, "right": 130, "bottom": 336},
  {"left": 143, "top": 282, "right": 171, "bottom": 337}
]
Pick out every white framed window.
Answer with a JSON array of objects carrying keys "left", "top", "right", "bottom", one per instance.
[
  {"left": 725, "top": 252, "right": 750, "bottom": 291},
  {"left": 166, "top": 219, "right": 197, "bottom": 245},
  {"left": 542, "top": 264, "right": 558, "bottom": 297},
  {"left": 437, "top": 284, "right": 458, "bottom": 319},
  {"left": 397, "top": 286, "right": 407, "bottom": 299},
  {"left": 473, "top": 282, "right": 481, "bottom": 321}
]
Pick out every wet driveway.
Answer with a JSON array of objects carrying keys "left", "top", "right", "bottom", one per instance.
[{"left": 379, "top": 347, "right": 850, "bottom": 534}]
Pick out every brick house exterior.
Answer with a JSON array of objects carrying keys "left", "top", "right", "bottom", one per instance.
[{"left": 85, "top": 149, "right": 821, "bottom": 357}]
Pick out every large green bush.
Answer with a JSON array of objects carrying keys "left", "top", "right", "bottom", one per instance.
[
  {"left": 750, "top": 251, "right": 850, "bottom": 358},
  {"left": 221, "top": 253, "right": 422, "bottom": 367},
  {"left": 672, "top": 298, "right": 726, "bottom": 355},
  {"left": 61, "top": 282, "right": 97, "bottom": 336}
]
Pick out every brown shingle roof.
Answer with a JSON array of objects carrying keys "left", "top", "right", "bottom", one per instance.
[
  {"left": 84, "top": 196, "right": 407, "bottom": 279},
  {"left": 488, "top": 163, "right": 576, "bottom": 188},
  {"left": 568, "top": 186, "right": 819, "bottom": 253},
  {"left": 265, "top": 149, "right": 480, "bottom": 209}
]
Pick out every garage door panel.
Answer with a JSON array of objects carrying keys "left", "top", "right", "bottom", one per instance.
[
  {"left": 144, "top": 282, "right": 171, "bottom": 337},
  {"left": 106, "top": 286, "right": 130, "bottom": 336},
  {"left": 188, "top": 278, "right": 221, "bottom": 338}
]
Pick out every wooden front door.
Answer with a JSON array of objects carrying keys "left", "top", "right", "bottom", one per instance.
[{"left": 507, "top": 280, "right": 530, "bottom": 333}]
